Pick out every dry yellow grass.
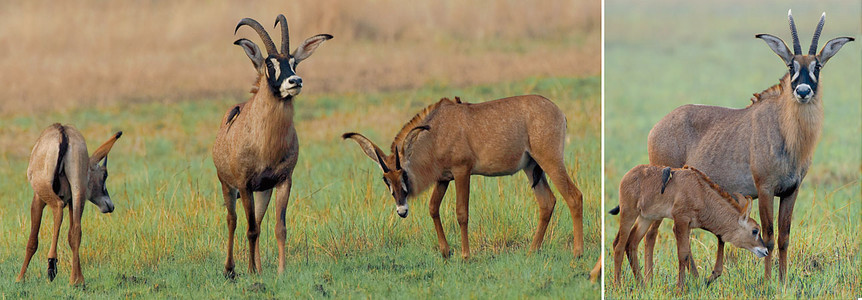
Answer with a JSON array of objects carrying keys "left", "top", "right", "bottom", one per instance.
[{"left": 0, "top": 0, "right": 599, "bottom": 115}]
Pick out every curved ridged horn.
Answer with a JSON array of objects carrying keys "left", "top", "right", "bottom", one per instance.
[
  {"left": 788, "top": 9, "right": 802, "bottom": 55},
  {"left": 235, "top": 18, "right": 278, "bottom": 55},
  {"left": 274, "top": 14, "right": 290, "bottom": 55},
  {"left": 809, "top": 12, "right": 826, "bottom": 55},
  {"left": 394, "top": 146, "right": 401, "bottom": 170}
]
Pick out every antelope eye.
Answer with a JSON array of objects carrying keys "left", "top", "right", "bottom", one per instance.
[{"left": 752, "top": 229, "right": 759, "bottom": 235}]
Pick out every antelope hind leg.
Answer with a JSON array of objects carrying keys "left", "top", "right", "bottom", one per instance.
[{"left": 17, "top": 195, "right": 46, "bottom": 282}]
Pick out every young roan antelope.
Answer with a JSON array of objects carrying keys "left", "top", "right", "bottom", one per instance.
[
  {"left": 212, "top": 15, "right": 331, "bottom": 278},
  {"left": 16, "top": 123, "right": 122, "bottom": 285},
  {"left": 343, "top": 96, "right": 584, "bottom": 259},
  {"left": 611, "top": 165, "right": 767, "bottom": 290},
  {"left": 636, "top": 10, "right": 853, "bottom": 282}
]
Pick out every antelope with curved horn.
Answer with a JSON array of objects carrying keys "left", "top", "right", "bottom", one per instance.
[
  {"left": 638, "top": 10, "right": 853, "bottom": 282},
  {"left": 343, "top": 95, "right": 584, "bottom": 259},
  {"left": 212, "top": 14, "right": 331, "bottom": 278},
  {"left": 16, "top": 123, "right": 122, "bottom": 285}
]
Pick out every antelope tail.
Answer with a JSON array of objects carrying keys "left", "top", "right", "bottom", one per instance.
[
  {"left": 52, "top": 124, "right": 69, "bottom": 194},
  {"left": 660, "top": 166, "right": 673, "bottom": 194}
]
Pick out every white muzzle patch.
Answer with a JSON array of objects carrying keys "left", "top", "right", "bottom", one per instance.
[
  {"left": 751, "top": 246, "right": 768, "bottom": 258},
  {"left": 96, "top": 197, "right": 114, "bottom": 213},
  {"left": 281, "top": 75, "right": 302, "bottom": 98},
  {"left": 396, "top": 204, "right": 409, "bottom": 218}
]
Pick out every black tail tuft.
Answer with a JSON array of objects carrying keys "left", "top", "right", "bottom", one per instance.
[
  {"left": 52, "top": 124, "right": 69, "bottom": 195},
  {"left": 609, "top": 206, "right": 620, "bottom": 215},
  {"left": 660, "top": 167, "right": 673, "bottom": 194}
]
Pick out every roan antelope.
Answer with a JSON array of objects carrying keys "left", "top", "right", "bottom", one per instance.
[
  {"left": 343, "top": 96, "right": 584, "bottom": 259},
  {"left": 610, "top": 165, "right": 767, "bottom": 290},
  {"left": 16, "top": 123, "right": 122, "bottom": 285},
  {"left": 641, "top": 10, "right": 853, "bottom": 282},
  {"left": 212, "top": 14, "right": 331, "bottom": 278}
]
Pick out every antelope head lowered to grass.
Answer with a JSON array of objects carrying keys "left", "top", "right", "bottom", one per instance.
[
  {"left": 16, "top": 123, "right": 122, "bottom": 285},
  {"left": 642, "top": 10, "right": 853, "bottom": 282},
  {"left": 343, "top": 95, "right": 584, "bottom": 259},
  {"left": 212, "top": 14, "right": 331, "bottom": 278},
  {"left": 611, "top": 165, "right": 767, "bottom": 290}
]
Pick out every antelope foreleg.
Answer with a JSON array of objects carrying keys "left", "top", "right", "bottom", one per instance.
[
  {"left": 777, "top": 188, "right": 798, "bottom": 283},
  {"left": 454, "top": 172, "right": 471, "bottom": 260},
  {"left": 253, "top": 189, "right": 273, "bottom": 273},
  {"left": 274, "top": 179, "right": 292, "bottom": 275},
  {"left": 239, "top": 190, "right": 259, "bottom": 274},
  {"left": 643, "top": 219, "right": 662, "bottom": 282},
  {"left": 757, "top": 189, "right": 776, "bottom": 280},
  {"left": 706, "top": 237, "right": 725, "bottom": 285},
  {"left": 17, "top": 195, "right": 46, "bottom": 282},
  {"left": 672, "top": 221, "right": 692, "bottom": 290},
  {"left": 428, "top": 181, "right": 451, "bottom": 258}
]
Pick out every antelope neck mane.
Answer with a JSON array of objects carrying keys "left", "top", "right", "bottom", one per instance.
[
  {"left": 682, "top": 165, "right": 743, "bottom": 213},
  {"left": 747, "top": 73, "right": 788, "bottom": 106},
  {"left": 390, "top": 97, "right": 460, "bottom": 153}
]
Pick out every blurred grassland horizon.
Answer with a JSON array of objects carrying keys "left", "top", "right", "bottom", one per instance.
[{"left": 0, "top": 0, "right": 599, "bottom": 116}]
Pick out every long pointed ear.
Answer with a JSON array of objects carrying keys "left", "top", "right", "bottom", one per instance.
[
  {"left": 90, "top": 131, "right": 123, "bottom": 165},
  {"left": 818, "top": 37, "right": 854, "bottom": 65},
  {"left": 342, "top": 132, "right": 389, "bottom": 172},
  {"left": 737, "top": 194, "right": 753, "bottom": 221},
  {"left": 402, "top": 125, "right": 430, "bottom": 155},
  {"left": 292, "top": 34, "right": 333, "bottom": 64},
  {"left": 756, "top": 34, "right": 794, "bottom": 65},
  {"left": 234, "top": 38, "right": 264, "bottom": 71}
]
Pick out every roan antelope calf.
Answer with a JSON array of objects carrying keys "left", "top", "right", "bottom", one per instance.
[
  {"left": 610, "top": 165, "right": 767, "bottom": 290},
  {"left": 343, "top": 95, "right": 584, "bottom": 259},
  {"left": 212, "top": 15, "right": 331, "bottom": 278},
  {"left": 16, "top": 123, "right": 122, "bottom": 285},
  {"left": 643, "top": 10, "right": 853, "bottom": 282}
]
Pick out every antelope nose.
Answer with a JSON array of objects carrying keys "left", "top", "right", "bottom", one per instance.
[
  {"left": 288, "top": 77, "right": 302, "bottom": 86},
  {"left": 796, "top": 86, "right": 811, "bottom": 97}
]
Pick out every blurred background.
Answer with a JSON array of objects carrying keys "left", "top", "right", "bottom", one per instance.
[
  {"left": 604, "top": 0, "right": 860, "bottom": 297},
  {"left": 0, "top": 0, "right": 599, "bottom": 115}
]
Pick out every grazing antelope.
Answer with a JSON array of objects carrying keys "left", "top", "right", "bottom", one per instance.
[
  {"left": 611, "top": 165, "right": 767, "bottom": 290},
  {"left": 343, "top": 95, "right": 584, "bottom": 259},
  {"left": 633, "top": 10, "right": 854, "bottom": 282},
  {"left": 16, "top": 123, "right": 122, "bottom": 285},
  {"left": 212, "top": 14, "right": 331, "bottom": 278}
]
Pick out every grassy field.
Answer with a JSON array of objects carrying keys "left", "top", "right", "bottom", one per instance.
[
  {"left": 0, "top": 76, "right": 601, "bottom": 298},
  {"left": 604, "top": 0, "right": 861, "bottom": 298}
]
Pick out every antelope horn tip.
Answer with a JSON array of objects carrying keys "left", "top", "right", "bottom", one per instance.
[{"left": 114, "top": 131, "right": 123, "bottom": 139}]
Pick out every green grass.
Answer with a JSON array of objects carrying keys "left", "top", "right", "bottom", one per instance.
[
  {"left": 604, "top": 0, "right": 861, "bottom": 298},
  {"left": 0, "top": 76, "right": 600, "bottom": 298}
]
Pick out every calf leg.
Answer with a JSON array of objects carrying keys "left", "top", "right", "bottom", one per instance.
[
  {"left": 626, "top": 218, "right": 652, "bottom": 285},
  {"left": 221, "top": 183, "right": 238, "bottom": 279},
  {"left": 672, "top": 220, "right": 692, "bottom": 290},
  {"left": 428, "top": 181, "right": 451, "bottom": 258},
  {"left": 525, "top": 163, "right": 557, "bottom": 252},
  {"left": 706, "top": 237, "right": 725, "bottom": 285},
  {"left": 16, "top": 195, "right": 46, "bottom": 282},
  {"left": 777, "top": 188, "right": 798, "bottom": 283},
  {"left": 67, "top": 194, "right": 85, "bottom": 285},
  {"left": 643, "top": 219, "right": 661, "bottom": 282},
  {"left": 612, "top": 205, "right": 637, "bottom": 286}
]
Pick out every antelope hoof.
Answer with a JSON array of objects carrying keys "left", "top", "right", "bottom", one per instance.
[
  {"left": 47, "top": 258, "right": 58, "bottom": 282},
  {"left": 224, "top": 268, "right": 236, "bottom": 280},
  {"left": 440, "top": 248, "right": 452, "bottom": 259}
]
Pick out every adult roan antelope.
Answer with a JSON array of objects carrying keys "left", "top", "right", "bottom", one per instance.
[
  {"left": 610, "top": 165, "right": 768, "bottom": 290},
  {"left": 342, "top": 96, "right": 584, "bottom": 259},
  {"left": 16, "top": 123, "right": 122, "bottom": 285},
  {"left": 639, "top": 10, "right": 853, "bottom": 282},
  {"left": 212, "top": 14, "right": 331, "bottom": 278}
]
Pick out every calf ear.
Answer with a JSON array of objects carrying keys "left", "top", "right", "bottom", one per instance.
[
  {"left": 234, "top": 38, "right": 264, "bottom": 71},
  {"left": 342, "top": 132, "right": 390, "bottom": 172},
  {"left": 818, "top": 37, "right": 854, "bottom": 65}
]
